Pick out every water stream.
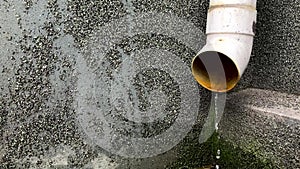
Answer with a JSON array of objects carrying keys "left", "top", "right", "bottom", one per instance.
[
  {"left": 199, "top": 92, "right": 226, "bottom": 169},
  {"left": 214, "top": 92, "right": 221, "bottom": 169}
]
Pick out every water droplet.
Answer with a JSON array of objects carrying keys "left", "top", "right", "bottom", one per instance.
[
  {"left": 216, "top": 149, "right": 221, "bottom": 159},
  {"left": 215, "top": 123, "right": 219, "bottom": 131}
]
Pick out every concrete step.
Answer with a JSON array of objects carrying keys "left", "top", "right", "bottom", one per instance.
[{"left": 220, "top": 88, "right": 300, "bottom": 168}]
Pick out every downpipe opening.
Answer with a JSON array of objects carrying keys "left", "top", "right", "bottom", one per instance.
[{"left": 192, "top": 51, "right": 239, "bottom": 92}]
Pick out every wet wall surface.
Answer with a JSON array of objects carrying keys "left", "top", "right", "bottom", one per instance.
[{"left": 0, "top": 0, "right": 299, "bottom": 168}]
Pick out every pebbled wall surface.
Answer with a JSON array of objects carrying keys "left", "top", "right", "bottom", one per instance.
[{"left": 0, "top": 0, "right": 299, "bottom": 168}]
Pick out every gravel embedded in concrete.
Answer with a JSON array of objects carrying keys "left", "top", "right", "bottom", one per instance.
[
  {"left": 221, "top": 88, "right": 300, "bottom": 168},
  {"left": 0, "top": 0, "right": 299, "bottom": 168}
]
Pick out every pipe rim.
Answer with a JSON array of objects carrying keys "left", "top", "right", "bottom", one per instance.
[{"left": 191, "top": 51, "right": 240, "bottom": 92}]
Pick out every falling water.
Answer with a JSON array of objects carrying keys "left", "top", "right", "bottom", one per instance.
[
  {"left": 214, "top": 92, "right": 221, "bottom": 169},
  {"left": 199, "top": 91, "right": 226, "bottom": 169}
]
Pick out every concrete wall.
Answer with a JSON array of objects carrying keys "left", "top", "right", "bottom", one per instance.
[
  {"left": 242, "top": 0, "right": 300, "bottom": 95},
  {"left": 0, "top": 0, "right": 299, "bottom": 168}
]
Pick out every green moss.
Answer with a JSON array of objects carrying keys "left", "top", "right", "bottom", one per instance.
[{"left": 166, "top": 131, "right": 276, "bottom": 169}]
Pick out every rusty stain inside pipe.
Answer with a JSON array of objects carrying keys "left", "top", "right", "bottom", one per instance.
[{"left": 191, "top": 51, "right": 240, "bottom": 92}]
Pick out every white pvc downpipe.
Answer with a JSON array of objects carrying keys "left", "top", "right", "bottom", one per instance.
[{"left": 191, "top": 0, "right": 257, "bottom": 92}]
